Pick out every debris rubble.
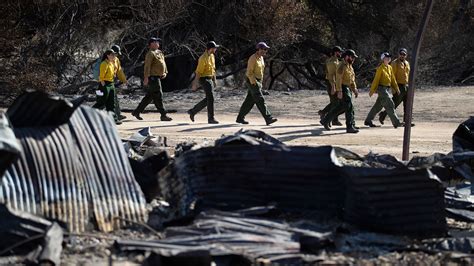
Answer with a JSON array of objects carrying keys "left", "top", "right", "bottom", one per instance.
[{"left": 1, "top": 92, "right": 474, "bottom": 264}]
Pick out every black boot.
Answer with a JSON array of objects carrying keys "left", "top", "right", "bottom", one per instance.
[
  {"left": 346, "top": 127, "right": 359, "bottom": 133},
  {"left": 131, "top": 111, "right": 143, "bottom": 120},
  {"left": 320, "top": 120, "right": 331, "bottom": 130},
  {"left": 161, "top": 115, "right": 173, "bottom": 121},
  {"left": 236, "top": 117, "right": 249, "bottom": 124},
  {"left": 332, "top": 119, "right": 343, "bottom": 126},
  {"left": 394, "top": 122, "right": 405, "bottom": 128},
  {"left": 187, "top": 110, "right": 195, "bottom": 122},
  {"left": 266, "top": 117, "right": 278, "bottom": 125},
  {"left": 208, "top": 118, "right": 219, "bottom": 124},
  {"left": 364, "top": 120, "right": 378, "bottom": 127}
]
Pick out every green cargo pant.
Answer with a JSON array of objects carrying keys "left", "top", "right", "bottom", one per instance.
[
  {"left": 92, "top": 82, "right": 116, "bottom": 119},
  {"left": 237, "top": 79, "right": 272, "bottom": 122},
  {"left": 134, "top": 77, "right": 166, "bottom": 116},
  {"left": 379, "top": 84, "right": 408, "bottom": 122},
  {"left": 114, "top": 88, "right": 122, "bottom": 118},
  {"left": 189, "top": 77, "right": 215, "bottom": 119},
  {"left": 366, "top": 86, "right": 401, "bottom": 126},
  {"left": 321, "top": 86, "right": 355, "bottom": 128},
  {"left": 320, "top": 80, "right": 341, "bottom": 122}
]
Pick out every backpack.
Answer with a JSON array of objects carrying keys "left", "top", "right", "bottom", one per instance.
[{"left": 92, "top": 58, "right": 101, "bottom": 80}]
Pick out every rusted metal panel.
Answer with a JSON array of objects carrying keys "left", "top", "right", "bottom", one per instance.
[{"left": 0, "top": 92, "right": 147, "bottom": 232}]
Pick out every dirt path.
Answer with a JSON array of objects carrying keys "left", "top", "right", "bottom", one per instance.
[{"left": 116, "top": 86, "right": 473, "bottom": 159}]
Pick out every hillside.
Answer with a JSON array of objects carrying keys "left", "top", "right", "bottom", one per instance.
[{"left": 0, "top": 0, "right": 472, "bottom": 98}]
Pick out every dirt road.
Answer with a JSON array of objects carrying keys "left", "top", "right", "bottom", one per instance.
[{"left": 116, "top": 86, "right": 473, "bottom": 159}]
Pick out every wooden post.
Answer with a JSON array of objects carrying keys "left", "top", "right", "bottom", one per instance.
[{"left": 402, "top": 0, "right": 435, "bottom": 160}]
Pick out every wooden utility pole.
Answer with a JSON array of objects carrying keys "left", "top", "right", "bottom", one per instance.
[{"left": 402, "top": 0, "right": 435, "bottom": 160}]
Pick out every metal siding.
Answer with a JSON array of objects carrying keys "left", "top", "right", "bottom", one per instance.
[
  {"left": 159, "top": 145, "right": 344, "bottom": 218},
  {"left": 0, "top": 96, "right": 147, "bottom": 233}
]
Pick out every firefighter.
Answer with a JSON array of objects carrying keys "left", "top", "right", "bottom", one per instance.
[
  {"left": 236, "top": 42, "right": 277, "bottom": 125},
  {"left": 318, "top": 45, "right": 343, "bottom": 127},
  {"left": 364, "top": 52, "right": 404, "bottom": 128},
  {"left": 111, "top": 44, "right": 128, "bottom": 121},
  {"left": 132, "top": 37, "right": 172, "bottom": 121},
  {"left": 187, "top": 41, "right": 220, "bottom": 124},
  {"left": 320, "top": 49, "right": 359, "bottom": 133},
  {"left": 378, "top": 48, "right": 413, "bottom": 126}
]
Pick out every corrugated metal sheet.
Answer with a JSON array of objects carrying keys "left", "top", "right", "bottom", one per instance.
[
  {"left": 115, "top": 210, "right": 333, "bottom": 265},
  {"left": 445, "top": 185, "right": 474, "bottom": 222},
  {"left": 159, "top": 130, "right": 447, "bottom": 237},
  {"left": 6, "top": 91, "right": 77, "bottom": 128},
  {"left": 342, "top": 166, "right": 447, "bottom": 237},
  {"left": 159, "top": 144, "right": 345, "bottom": 219},
  {"left": 0, "top": 92, "right": 147, "bottom": 233},
  {"left": 0, "top": 113, "right": 21, "bottom": 176}
]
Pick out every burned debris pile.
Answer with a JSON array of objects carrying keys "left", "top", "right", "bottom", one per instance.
[
  {"left": 443, "top": 116, "right": 474, "bottom": 223},
  {"left": 1, "top": 92, "right": 474, "bottom": 264},
  {"left": 158, "top": 129, "right": 448, "bottom": 237},
  {"left": 0, "top": 204, "right": 63, "bottom": 265},
  {"left": 116, "top": 208, "right": 334, "bottom": 265},
  {"left": 125, "top": 127, "right": 171, "bottom": 202},
  {"left": 122, "top": 125, "right": 474, "bottom": 263}
]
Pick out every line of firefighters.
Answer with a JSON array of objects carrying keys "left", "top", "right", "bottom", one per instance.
[
  {"left": 94, "top": 38, "right": 412, "bottom": 134},
  {"left": 319, "top": 46, "right": 412, "bottom": 134}
]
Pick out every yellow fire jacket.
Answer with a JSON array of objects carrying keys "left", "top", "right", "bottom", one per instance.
[
  {"left": 195, "top": 51, "right": 216, "bottom": 78},
  {"left": 391, "top": 58, "right": 410, "bottom": 85},
  {"left": 246, "top": 53, "right": 265, "bottom": 85},
  {"left": 370, "top": 63, "right": 400, "bottom": 94},
  {"left": 99, "top": 60, "right": 115, "bottom": 82},
  {"left": 336, "top": 61, "right": 356, "bottom": 91},
  {"left": 113, "top": 57, "right": 127, "bottom": 83},
  {"left": 325, "top": 55, "right": 340, "bottom": 86}
]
